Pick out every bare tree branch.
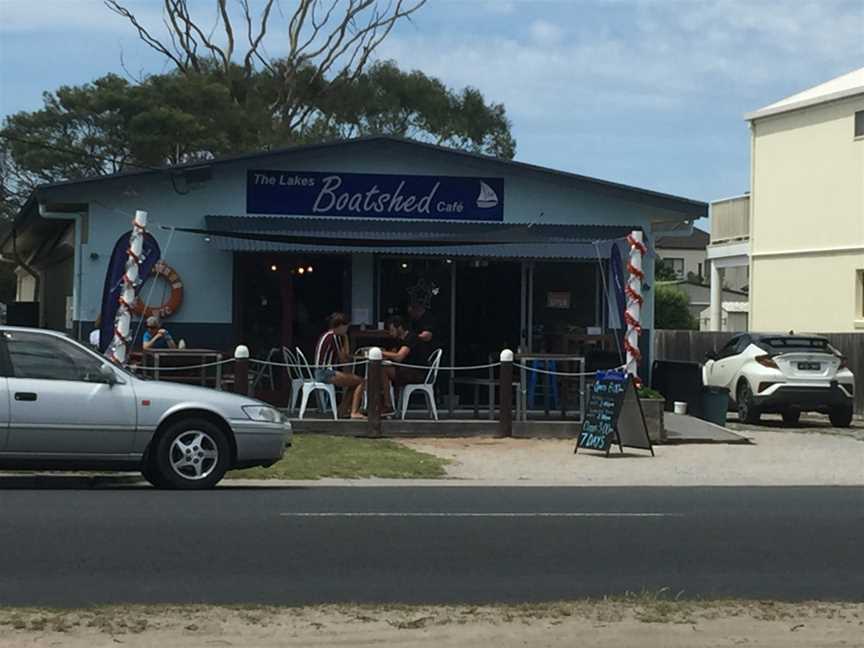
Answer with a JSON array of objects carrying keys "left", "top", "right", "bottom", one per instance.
[
  {"left": 240, "top": 0, "right": 276, "bottom": 75},
  {"left": 105, "top": 0, "right": 188, "bottom": 71},
  {"left": 107, "top": 0, "right": 426, "bottom": 126}
]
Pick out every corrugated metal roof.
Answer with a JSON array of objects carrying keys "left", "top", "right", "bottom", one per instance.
[
  {"left": 30, "top": 136, "right": 708, "bottom": 217},
  {"left": 746, "top": 66, "right": 864, "bottom": 121}
]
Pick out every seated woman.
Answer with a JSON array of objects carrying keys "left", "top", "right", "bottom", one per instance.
[
  {"left": 314, "top": 312, "right": 365, "bottom": 419},
  {"left": 143, "top": 316, "right": 177, "bottom": 350}
]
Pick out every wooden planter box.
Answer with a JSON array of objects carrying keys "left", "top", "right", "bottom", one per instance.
[{"left": 639, "top": 398, "right": 666, "bottom": 443}]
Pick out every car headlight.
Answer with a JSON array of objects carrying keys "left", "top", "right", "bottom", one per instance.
[{"left": 242, "top": 405, "right": 283, "bottom": 423}]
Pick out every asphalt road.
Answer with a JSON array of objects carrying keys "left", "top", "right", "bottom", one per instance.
[{"left": 0, "top": 481, "right": 862, "bottom": 606}]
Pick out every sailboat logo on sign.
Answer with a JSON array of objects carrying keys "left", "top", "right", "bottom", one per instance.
[{"left": 476, "top": 181, "right": 499, "bottom": 209}]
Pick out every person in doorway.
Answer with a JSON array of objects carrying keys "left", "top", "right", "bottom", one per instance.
[
  {"left": 381, "top": 315, "right": 429, "bottom": 414},
  {"left": 143, "top": 316, "right": 177, "bottom": 350},
  {"left": 89, "top": 315, "right": 101, "bottom": 350},
  {"left": 314, "top": 312, "right": 365, "bottom": 419}
]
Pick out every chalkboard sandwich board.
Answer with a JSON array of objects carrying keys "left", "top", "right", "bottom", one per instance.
[{"left": 576, "top": 370, "right": 654, "bottom": 456}]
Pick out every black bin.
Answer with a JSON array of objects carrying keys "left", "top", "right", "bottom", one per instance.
[
  {"left": 701, "top": 386, "right": 730, "bottom": 427},
  {"left": 651, "top": 360, "right": 704, "bottom": 418}
]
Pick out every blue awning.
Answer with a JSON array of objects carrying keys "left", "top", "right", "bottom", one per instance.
[{"left": 196, "top": 215, "right": 638, "bottom": 260}]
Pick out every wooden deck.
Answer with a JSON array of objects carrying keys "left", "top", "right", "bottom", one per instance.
[{"left": 288, "top": 417, "right": 580, "bottom": 438}]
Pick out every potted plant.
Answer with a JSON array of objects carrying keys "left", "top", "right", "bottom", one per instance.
[{"left": 637, "top": 386, "right": 666, "bottom": 443}]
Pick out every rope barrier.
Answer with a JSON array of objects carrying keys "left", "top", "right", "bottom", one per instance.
[
  {"left": 249, "top": 358, "right": 367, "bottom": 369},
  {"left": 132, "top": 358, "right": 235, "bottom": 372},
  {"left": 384, "top": 360, "right": 501, "bottom": 371},
  {"left": 513, "top": 362, "right": 626, "bottom": 377},
  {"left": 122, "top": 355, "right": 623, "bottom": 378}
]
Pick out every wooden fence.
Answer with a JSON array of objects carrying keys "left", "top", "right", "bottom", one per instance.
[{"left": 653, "top": 330, "right": 864, "bottom": 414}]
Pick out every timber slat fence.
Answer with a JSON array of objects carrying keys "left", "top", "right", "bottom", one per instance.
[{"left": 653, "top": 330, "right": 864, "bottom": 415}]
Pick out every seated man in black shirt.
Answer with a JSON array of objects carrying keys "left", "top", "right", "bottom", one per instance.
[
  {"left": 408, "top": 302, "right": 434, "bottom": 341},
  {"left": 381, "top": 315, "right": 428, "bottom": 414}
]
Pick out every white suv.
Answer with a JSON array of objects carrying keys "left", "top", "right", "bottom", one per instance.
[{"left": 703, "top": 334, "right": 855, "bottom": 427}]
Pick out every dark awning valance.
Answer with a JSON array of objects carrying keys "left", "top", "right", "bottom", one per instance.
[{"left": 179, "top": 215, "right": 641, "bottom": 260}]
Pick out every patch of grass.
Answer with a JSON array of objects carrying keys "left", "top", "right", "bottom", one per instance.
[{"left": 226, "top": 434, "right": 449, "bottom": 480}]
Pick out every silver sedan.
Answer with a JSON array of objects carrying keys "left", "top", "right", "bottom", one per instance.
[{"left": 0, "top": 326, "right": 291, "bottom": 489}]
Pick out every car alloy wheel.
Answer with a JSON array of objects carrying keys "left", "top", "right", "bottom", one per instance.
[
  {"left": 153, "top": 418, "right": 230, "bottom": 489},
  {"left": 169, "top": 430, "right": 220, "bottom": 481},
  {"left": 737, "top": 381, "right": 760, "bottom": 424}
]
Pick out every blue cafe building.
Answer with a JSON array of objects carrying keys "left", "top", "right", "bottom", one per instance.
[{"left": 1, "top": 136, "right": 707, "bottom": 379}]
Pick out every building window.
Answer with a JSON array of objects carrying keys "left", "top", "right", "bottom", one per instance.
[
  {"left": 858, "top": 270, "right": 864, "bottom": 319},
  {"left": 856, "top": 111, "right": 864, "bottom": 138},
  {"left": 661, "top": 258, "right": 685, "bottom": 279}
]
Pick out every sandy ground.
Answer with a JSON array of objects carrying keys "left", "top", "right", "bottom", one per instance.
[
  {"left": 0, "top": 602, "right": 861, "bottom": 648},
  {"left": 398, "top": 427, "right": 864, "bottom": 486}
]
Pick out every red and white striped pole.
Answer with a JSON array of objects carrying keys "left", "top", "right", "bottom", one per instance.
[
  {"left": 108, "top": 210, "right": 147, "bottom": 365},
  {"left": 624, "top": 230, "right": 646, "bottom": 382}
]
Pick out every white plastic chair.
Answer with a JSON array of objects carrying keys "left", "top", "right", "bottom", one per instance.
[
  {"left": 295, "top": 347, "right": 338, "bottom": 420},
  {"left": 282, "top": 347, "right": 306, "bottom": 416},
  {"left": 400, "top": 348, "right": 443, "bottom": 420}
]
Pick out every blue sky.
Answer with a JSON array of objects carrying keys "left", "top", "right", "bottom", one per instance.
[{"left": 1, "top": 0, "right": 862, "bottom": 208}]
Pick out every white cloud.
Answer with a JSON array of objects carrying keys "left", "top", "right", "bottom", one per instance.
[
  {"left": 376, "top": 0, "right": 864, "bottom": 133},
  {"left": 528, "top": 19, "right": 564, "bottom": 46}
]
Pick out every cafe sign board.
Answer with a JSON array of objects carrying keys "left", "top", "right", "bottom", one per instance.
[
  {"left": 247, "top": 170, "right": 505, "bottom": 222},
  {"left": 576, "top": 370, "right": 654, "bottom": 456}
]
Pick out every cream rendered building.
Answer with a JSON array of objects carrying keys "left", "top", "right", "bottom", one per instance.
[{"left": 746, "top": 67, "right": 864, "bottom": 332}]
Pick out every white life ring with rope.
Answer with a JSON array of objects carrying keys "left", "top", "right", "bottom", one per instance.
[{"left": 132, "top": 261, "right": 183, "bottom": 319}]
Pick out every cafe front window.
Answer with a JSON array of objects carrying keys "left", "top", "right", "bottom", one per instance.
[{"left": 530, "top": 261, "right": 599, "bottom": 354}]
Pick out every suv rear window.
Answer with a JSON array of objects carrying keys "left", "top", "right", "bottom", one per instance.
[{"left": 760, "top": 337, "right": 831, "bottom": 352}]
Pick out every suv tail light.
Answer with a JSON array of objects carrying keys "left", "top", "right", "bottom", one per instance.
[
  {"left": 755, "top": 354, "right": 778, "bottom": 369},
  {"left": 838, "top": 356, "right": 849, "bottom": 370}
]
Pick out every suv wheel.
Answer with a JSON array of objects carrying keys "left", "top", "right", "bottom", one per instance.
[
  {"left": 737, "top": 381, "right": 761, "bottom": 425},
  {"left": 781, "top": 407, "right": 801, "bottom": 426},
  {"left": 828, "top": 405, "right": 853, "bottom": 428},
  {"left": 152, "top": 418, "right": 230, "bottom": 489}
]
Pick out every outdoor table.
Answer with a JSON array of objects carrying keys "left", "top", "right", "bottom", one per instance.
[
  {"left": 141, "top": 348, "right": 225, "bottom": 389},
  {"left": 451, "top": 376, "right": 522, "bottom": 420},
  {"left": 350, "top": 328, "right": 396, "bottom": 353}
]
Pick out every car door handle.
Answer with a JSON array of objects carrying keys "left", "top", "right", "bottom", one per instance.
[{"left": 14, "top": 392, "right": 37, "bottom": 402}]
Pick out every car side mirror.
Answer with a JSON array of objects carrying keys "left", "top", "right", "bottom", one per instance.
[
  {"left": 705, "top": 350, "right": 717, "bottom": 361},
  {"left": 99, "top": 364, "right": 118, "bottom": 385}
]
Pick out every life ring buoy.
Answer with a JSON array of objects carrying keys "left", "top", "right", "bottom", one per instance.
[{"left": 132, "top": 261, "right": 183, "bottom": 319}]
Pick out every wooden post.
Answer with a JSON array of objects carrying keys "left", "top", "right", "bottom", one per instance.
[
  {"left": 234, "top": 345, "right": 249, "bottom": 397},
  {"left": 367, "top": 346, "right": 382, "bottom": 437},
  {"left": 498, "top": 348, "right": 513, "bottom": 437}
]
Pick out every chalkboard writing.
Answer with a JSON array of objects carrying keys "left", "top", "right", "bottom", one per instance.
[
  {"left": 576, "top": 371, "right": 654, "bottom": 456},
  {"left": 577, "top": 371, "right": 627, "bottom": 453}
]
